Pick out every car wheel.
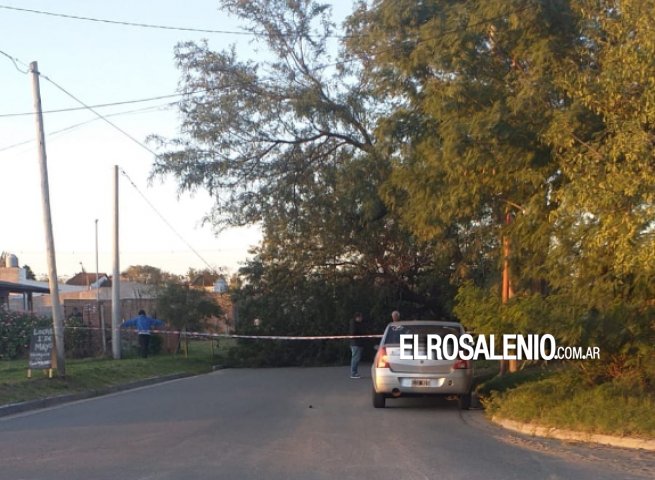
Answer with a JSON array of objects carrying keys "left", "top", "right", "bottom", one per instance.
[
  {"left": 372, "top": 389, "right": 386, "bottom": 408},
  {"left": 458, "top": 392, "right": 471, "bottom": 410}
]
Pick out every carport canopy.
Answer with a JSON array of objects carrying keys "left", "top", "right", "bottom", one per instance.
[{"left": 0, "top": 280, "right": 50, "bottom": 311}]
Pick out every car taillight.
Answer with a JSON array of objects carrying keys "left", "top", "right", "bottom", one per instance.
[
  {"left": 453, "top": 359, "right": 469, "bottom": 370},
  {"left": 376, "top": 347, "right": 390, "bottom": 368}
]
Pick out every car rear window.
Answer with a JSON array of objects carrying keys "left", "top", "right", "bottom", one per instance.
[{"left": 382, "top": 324, "right": 462, "bottom": 345}]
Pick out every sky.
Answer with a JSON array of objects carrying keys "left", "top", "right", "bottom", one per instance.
[{"left": 0, "top": 0, "right": 349, "bottom": 280}]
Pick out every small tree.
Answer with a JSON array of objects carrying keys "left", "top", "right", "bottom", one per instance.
[
  {"left": 155, "top": 283, "right": 222, "bottom": 333},
  {"left": 22, "top": 265, "right": 36, "bottom": 280}
]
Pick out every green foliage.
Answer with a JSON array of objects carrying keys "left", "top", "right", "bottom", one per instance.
[
  {"left": 485, "top": 370, "right": 655, "bottom": 438},
  {"left": 153, "top": 0, "right": 459, "bottom": 343},
  {"left": 476, "top": 365, "right": 553, "bottom": 398},
  {"left": 149, "top": 0, "right": 374, "bottom": 232},
  {"left": 226, "top": 339, "right": 350, "bottom": 368},
  {"left": 456, "top": 283, "right": 655, "bottom": 384},
  {"left": 22, "top": 265, "right": 36, "bottom": 280},
  {"left": 187, "top": 268, "right": 221, "bottom": 288},
  {"left": 0, "top": 309, "right": 50, "bottom": 360},
  {"left": 543, "top": 0, "right": 655, "bottom": 312},
  {"left": 154, "top": 0, "right": 655, "bottom": 383},
  {"left": 228, "top": 248, "right": 458, "bottom": 366},
  {"left": 0, "top": 341, "right": 217, "bottom": 405},
  {"left": 348, "top": 0, "right": 577, "bottom": 282},
  {"left": 122, "top": 265, "right": 179, "bottom": 285},
  {"left": 155, "top": 283, "right": 222, "bottom": 332},
  {"left": 351, "top": 0, "right": 654, "bottom": 383}
]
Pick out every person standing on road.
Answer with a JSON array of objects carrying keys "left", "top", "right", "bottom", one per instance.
[
  {"left": 121, "top": 310, "right": 164, "bottom": 358},
  {"left": 349, "top": 312, "right": 365, "bottom": 379},
  {"left": 391, "top": 310, "right": 400, "bottom": 322}
]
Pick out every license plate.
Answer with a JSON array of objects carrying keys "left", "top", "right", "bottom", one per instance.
[{"left": 411, "top": 379, "right": 430, "bottom": 387}]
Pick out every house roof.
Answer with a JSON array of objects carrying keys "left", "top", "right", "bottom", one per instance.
[{"left": 66, "top": 272, "right": 110, "bottom": 286}]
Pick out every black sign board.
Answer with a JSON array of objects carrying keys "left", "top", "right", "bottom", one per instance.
[{"left": 29, "top": 327, "right": 53, "bottom": 369}]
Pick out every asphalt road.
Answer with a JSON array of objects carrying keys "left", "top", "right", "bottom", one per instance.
[{"left": 1, "top": 366, "right": 653, "bottom": 480}]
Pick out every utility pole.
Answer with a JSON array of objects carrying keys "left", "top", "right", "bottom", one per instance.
[
  {"left": 501, "top": 209, "right": 517, "bottom": 374},
  {"left": 111, "top": 165, "right": 121, "bottom": 359},
  {"left": 96, "top": 219, "right": 106, "bottom": 355},
  {"left": 30, "top": 61, "right": 66, "bottom": 377}
]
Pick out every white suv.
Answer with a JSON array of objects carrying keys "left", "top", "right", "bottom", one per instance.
[{"left": 371, "top": 321, "right": 474, "bottom": 409}]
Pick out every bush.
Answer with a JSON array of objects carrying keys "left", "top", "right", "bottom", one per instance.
[
  {"left": 225, "top": 338, "right": 351, "bottom": 368},
  {"left": 0, "top": 309, "right": 50, "bottom": 360},
  {"left": 484, "top": 369, "right": 655, "bottom": 438},
  {"left": 476, "top": 366, "right": 552, "bottom": 398},
  {"left": 455, "top": 283, "right": 655, "bottom": 388}
]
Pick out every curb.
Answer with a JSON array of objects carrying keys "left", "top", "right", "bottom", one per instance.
[
  {"left": 0, "top": 373, "right": 192, "bottom": 418},
  {"left": 491, "top": 416, "right": 655, "bottom": 451}
]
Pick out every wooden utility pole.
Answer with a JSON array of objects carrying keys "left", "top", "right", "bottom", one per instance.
[
  {"left": 501, "top": 209, "right": 518, "bottom": 374},
  {"left": 111, "top": 165, "right": 121, "bottom": 359},
  {"left": 30, "top": 61, "right": 66, "bottom": 377}
]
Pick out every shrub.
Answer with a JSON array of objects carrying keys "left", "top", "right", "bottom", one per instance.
[{"left": 0, "top": 309, "right": 50, "bottom": 360}]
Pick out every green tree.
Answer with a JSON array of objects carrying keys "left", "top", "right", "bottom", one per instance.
[
  {"left": 187, "top": 268, "right": 221, "bottom": 288},
  {"left": 543, "top": 0, "right": 655, "bottom": 309},
  {"left": 22, "top": 265, "right": 36, "bottom": 280},
  {"left": 151, "top": 0, "right": 456, "bottom": 318},
  {"left": 344, "top": 0, "right": 655, "bottom": 383},
  {"left": 151, "top": 0, "right": 655, "bottom": 381},
  {"left": 539, "top": 0, "right": 655, "bottom": 383},
  {"left": 155, "top": 283, "right": 223, "bottom": 332},
  {"left": 149, "top": 0, "right": 374, "bottom": 231},
  {"left": 122, "top": 265, "right": 178, "bottom": 285},
  {"left": 345, "top": 0, "right": 580, "bottom": 288}
]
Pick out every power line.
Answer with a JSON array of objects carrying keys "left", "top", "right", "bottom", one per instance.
[
  {"left": 0, "top": 50, "right": 163, "bottom": 157},
  {"left": 2, "top": 50, "right": 232, "bottom": 276},
  {"left": 0, "top": 102, "right": 173, "bottom": 154},
  {"left": 119, "top": 167, "right": 219, "bottom": 273},
  {"left": 0, "top": 4, "right": 348, "bottom": 40},
  {"left": 0, "top": 48, "right": 29, "bottom": 74},
  {"left": 38, "top": 71, "right": 161, "bottom": 157},
  {"left": 0, "top": 2, "right": 530, "bottom": 48},
  {"left": 0, "top": 4, "right": 255, "bottom": 36},
  {"left": 2, "top": 5, "right": 534, "bottom": 117},
  {"left": 0, "top": 91, "right": 193, "bottom": 118},
  {"left": 4, "top": 60, "right": 219, "bottom": 273}
]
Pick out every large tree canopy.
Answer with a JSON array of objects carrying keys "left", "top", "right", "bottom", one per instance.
[
  {"left": 153, "top": 0, "right": 654, "bottom": 379},
  {"left": 345, "top": 0, "right": 580, "bottom": 283},
  {"left": 544, "top": 0, "right": 655, "bottom": 308},
  {"left": 150, "top": 0, "right": 455, "bottom": 315}
]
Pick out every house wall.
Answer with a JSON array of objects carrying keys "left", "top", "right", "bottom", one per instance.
[{"left": 0, "top": 267, "right": 25, "bottom": 283}]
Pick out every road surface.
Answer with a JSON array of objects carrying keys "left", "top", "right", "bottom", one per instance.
[{"left": 1, "top": 366, "right": 653, "bottom": 479}]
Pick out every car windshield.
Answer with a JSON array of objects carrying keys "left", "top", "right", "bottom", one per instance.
[{"left": 382, "top": 324, "right": 461, "bottom": 345}]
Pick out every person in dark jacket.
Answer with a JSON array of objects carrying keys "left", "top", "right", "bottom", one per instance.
[
  {"left": 121, "top": 310, "right": 164, "bottom": 358},
  {"left": 349, "top": 312, "right": 364, "bottom": 378}
]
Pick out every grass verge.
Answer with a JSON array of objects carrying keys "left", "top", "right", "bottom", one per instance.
[
  {"left": 479, "top": 367, "right": 655, "bottom": 439},
  {"left": 0, "top": 339, "right": 232, "bottom": 406}
]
